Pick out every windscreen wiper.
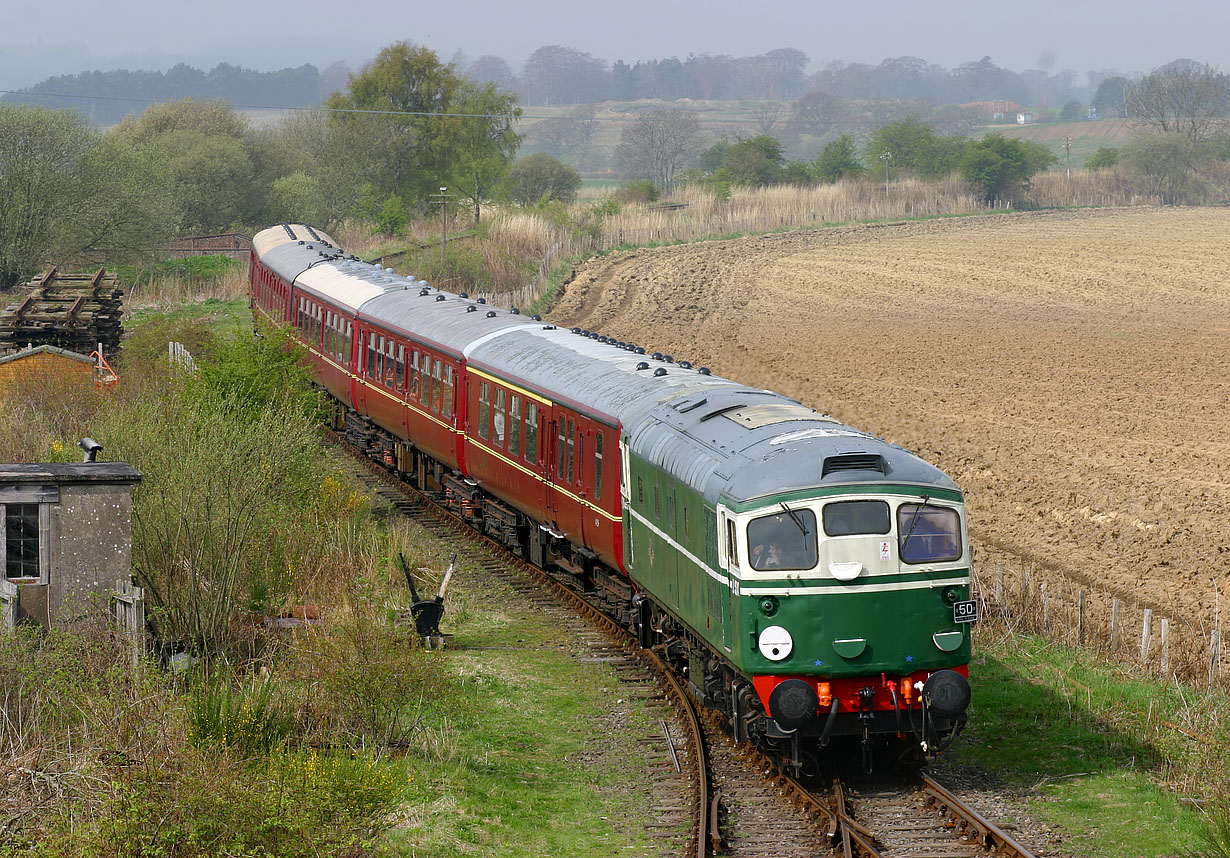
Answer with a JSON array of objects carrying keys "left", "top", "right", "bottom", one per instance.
[
  {"left": 901, "top": 495, "right": 932, "bottom": 549},
  {"left": 780, "top": 501, "right": 809, "bottom": 535}
]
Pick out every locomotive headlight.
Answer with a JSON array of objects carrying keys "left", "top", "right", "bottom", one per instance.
[
  {"left": 759, "top": 596, "right": 779, "bottom": 617},
  {"left": 758, "top": 626, "right": 793, "bottom": 661},
  {"left": 941, "top": 586, "right": 961, "bottom": 604}
]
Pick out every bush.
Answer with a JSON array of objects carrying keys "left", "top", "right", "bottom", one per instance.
[
  {"left": 505, "top": 153, "right": 581, "bottom": 206},
  {"left": 186, "top": 679, "right": 293, "bottom": 755},
  {"left": 1084, "top": 146, "right": 1120, "bottom": 170},
  {"left": 614, "top": 179, "right": 659, "bottom": 203}
]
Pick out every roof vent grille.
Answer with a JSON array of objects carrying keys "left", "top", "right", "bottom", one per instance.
[{"left": 821, "top": 454, "right": 886, "bottom": 477}]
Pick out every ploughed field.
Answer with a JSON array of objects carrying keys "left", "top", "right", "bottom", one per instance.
[{"left": 551, "top": 207, "right": 1230, "bottom": 626}]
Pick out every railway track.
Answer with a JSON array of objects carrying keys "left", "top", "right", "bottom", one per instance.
[{"left": 327, "top": 431, "right": 1043, "bottom": 858}]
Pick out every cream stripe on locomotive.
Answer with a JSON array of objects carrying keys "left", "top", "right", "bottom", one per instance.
[{"left": 626, "top": 505, "right": 967, "bottom": 596}]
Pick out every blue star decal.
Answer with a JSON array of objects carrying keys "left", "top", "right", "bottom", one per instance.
[
  {"left": 814, "top": 659, "right": 823, "bottom": 667},
  {"left": 905, "top": 655, "right": 914, "bottom": 663}
]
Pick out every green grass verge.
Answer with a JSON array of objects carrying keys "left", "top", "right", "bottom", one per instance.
[
  {"left": 387, "top": 560, "right": 662, "bottom": 857},
  {"left": 125, "top": 297, "right": 252, "bottom": 337},
  {"left": 952, "top": 628, "right": 1227, "bottom": 856}
]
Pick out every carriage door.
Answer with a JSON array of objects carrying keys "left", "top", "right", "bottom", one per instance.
[{"left": 546, "top": 414, "right": 561, "bottom": 525}]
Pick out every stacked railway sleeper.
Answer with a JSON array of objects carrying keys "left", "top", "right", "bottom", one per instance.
[
  {"left": 327, "top": 424, "right": 1045, "bottom": 858},
  {"left": 0, "top": 267, "right": 124, "bottom": 355}
]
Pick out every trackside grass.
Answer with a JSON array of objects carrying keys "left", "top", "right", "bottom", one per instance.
[{"left": 952, "top": 623, "right": 1228, "bottom": 856}]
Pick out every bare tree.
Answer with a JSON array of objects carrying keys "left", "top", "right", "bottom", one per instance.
[
  {"left": 753, "top": 102, "right": 783, "bottom": 136},
  {"left": 1129, "top": 62, "right": 1230, "bottom": 145},
  {"left": 614, "top": 109, "right": 701, "bottom": 193},
  {"left": 793, "top": 90, "right": 844, "bottom": 137}
]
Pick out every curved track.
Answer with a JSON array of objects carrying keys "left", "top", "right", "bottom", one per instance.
[{"left": 328, "top": 429, "right": 1040, "bottom": 858}]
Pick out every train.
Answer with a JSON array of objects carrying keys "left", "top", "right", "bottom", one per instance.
[{"left": 249, "top": 223, "right": 974, "bottom": 773}]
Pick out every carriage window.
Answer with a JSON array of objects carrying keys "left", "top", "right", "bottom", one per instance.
[
  {"left": 410, "top": 351, "right": 421, "bottom": 400},
  {"left": 377, "top": 336, "right": 387, "bottom": 383},
  {"left": 509, "top": 395, "right": 522, "bottom": 456},
  {"left": 525, "top": 402, "right": 538, "bottom": 464},
  {"left": 823, "top": 500, "right": 891, "bottom": 536},
  {"left": 594, "top": 432, "right": 603, "bottom": 500},
  {"left": 366, "top": 333, "right": 377, "bottom": 379},
  {"left": 556, "top": 421, "right": 566, "bottom": 476},
  {"left": 478, "top": 381, "right": 490, "bottom": 439},
  {"left": 747, "top": 510, "right": 818, "bottom": 572},
  {"left": 442, "top": 365, "right": 454, "bottom": 419},
  {"left": 396, "top": 344, "right": 405, "bottom": 389},
  {"left": 566, "top": 420, "right": 575, "bottom": 484},
  {"left": 493, "top": 389, "right": 506, "bottom": 446},
  {"left": 420, "top": 356, "right": 432, "bottom": 405},
  {"left": 431, "top": 360, "right": 442, "bottom": 413},
  {"left": 897, "top": 504, "right": 962, "bottom": 564},
  {"left": 384, "top": 339, "right": 396, "bottom": 388}
]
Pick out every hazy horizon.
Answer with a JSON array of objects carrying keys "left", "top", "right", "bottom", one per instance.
[{"left": 3, "top": 0, "right": 1228, "bottom": 92}]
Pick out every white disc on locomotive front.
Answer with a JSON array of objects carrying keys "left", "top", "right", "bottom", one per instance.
[{"left": 758, "top": 625, "right": 793, "bottom": 661}]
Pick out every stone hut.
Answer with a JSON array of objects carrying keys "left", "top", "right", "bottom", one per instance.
[{"left": 1, "top": 462, "right": 142, "bottom": 627}]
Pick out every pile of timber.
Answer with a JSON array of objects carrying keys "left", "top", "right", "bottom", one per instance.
[{"left": 0, "top": 267, "right": 124, "bottom": 356}]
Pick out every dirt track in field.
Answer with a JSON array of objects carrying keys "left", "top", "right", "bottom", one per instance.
[{"left": 549, "top": 207, "right": 1230, "bottom": 626}]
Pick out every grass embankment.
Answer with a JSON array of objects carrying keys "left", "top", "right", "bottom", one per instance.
[
  {"left": 956, "top": 623, "right": 1229, "bottom": 857},
  {"left": 0, "top": 294, "right": 662, "bottom": 856}
]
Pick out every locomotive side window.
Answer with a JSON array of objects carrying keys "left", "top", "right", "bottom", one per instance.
[
  {"left": 747, "top": 511, "right": 818, "bottom": 572},
  {"left": 442, "top": 365, "right": 454, "bottom": 419},
  {"left": 478, "top": 381, "right": 490, "bottom": 440},
  {"left": 823, "top": 500, "right": 890, "bottom": 536},
  {"left": 725, "top": 518, "right": 738, "bottom": 568},
  {"left": 897, "top": 504, "right": 961, "bottom": 564},
  {"left": 525, "top": 402, "right": 538, "bottom": 464},
  {"left": 594, "top": 432, "right": 603, "bottom": 500},
  {"left": 493, "top": 388, "right": 506, "bottom": 447},
  {"left": 509, "top": 396, "right": 522, "bottom": 456}
]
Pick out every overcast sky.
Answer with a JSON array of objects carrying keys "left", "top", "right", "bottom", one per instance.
[{"left": 2, "top": 0, "right": 1227, "bottom": 89}]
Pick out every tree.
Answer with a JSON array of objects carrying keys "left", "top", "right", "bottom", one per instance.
[
  {"left": 147, "top": 130, "right": 254, "bottom": 233},
  {"left": 614, "top": 109, "right": 701, "bottom": 193},
  {"left": 814, "top": 135, "right": 864, "bottom": 182},
  {"left": 112, "top": 97, "right": 248, "bottom": 146},
  {"left": 1060, "top": 100, "right": 1086, "bottom": 121},
  {"left": 0, "top": 105, "right": 173, "bottom": 288},
  {"left": 465, "top": 55, "right": 516, "bottom": 90},
  {"left": 1119, "top": 132, "right": 1203, "bottom": 203},
  {"left": 865, "top": 118, "right": 963, "bottom": 180},
  {"left": 443, "top": 81, "right": 523, "bottom": 222},
  {"left": 520, "top": 45, "right": 608, "bottom": 105},
  {"left": 1092, "top": 76, "right": 1132, "bottom": 118},
  {"left": 793, "top": 90, "right": 844, "bottom": 138},
  {"left": 958, "top": 133, "right": 1057, "bottom": 200},
  {"left": 1129, "top": 62, "right": 1230, "bottom": 145},
  {"left": 504, "top": 153, "right": 581, "bottom": 205},
  {"left": 1084, "top": 147, "right": 1120, "bottom": 169},
  {"left": 269, "top": 171, "right": 326, "bottom": 225},
  {"left": 715, "top": 136, "right": 785, "bottom": 186}
]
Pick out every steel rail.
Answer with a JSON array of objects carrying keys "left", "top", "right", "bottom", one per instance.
[
  {"left": 921, "top": 772, "right": 1038, "bottom": 857},
  {"left": 325, "top": 429, "right": 716, "bottom": 857}
]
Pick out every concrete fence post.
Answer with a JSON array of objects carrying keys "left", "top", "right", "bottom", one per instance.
[
  {"left": 1160, "top": 619, "right": 1170, "bottom": 676},
  {"left": 1078, "top": 590, "right": 1087, "bottom": 646},
  {"left": 996, "top": 562, "right": 1005, "bottom": 604},
  {"left": 1111, "top": 599, "right": 1122, "bottom": 650},
  {"left": 1210, "top": 630, "right": 1222, "bottom": 687}
]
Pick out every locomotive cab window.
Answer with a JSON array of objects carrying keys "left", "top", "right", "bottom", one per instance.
[
  {"left": 897, "top": 504, "right": 962, "bottom": 564},
  {"left": 823, "top": 500, "right": 891, "bottom": 536},
  {"left": 747, "top": 510, "right": 818, "bottom": 572}
]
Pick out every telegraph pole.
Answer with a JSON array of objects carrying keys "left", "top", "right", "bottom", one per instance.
[
  {"left": 1063, "top": 137, "right": 1073, "bottom": 181},
  {"left": 879, "top": 151, "right": 892, "bottom": 195},
  {"left": 431, "top": 187, "right": 452, "bottom": 266}
]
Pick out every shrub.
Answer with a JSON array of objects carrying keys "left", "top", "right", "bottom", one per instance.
[
  {"left": 186, "top": 679, "right": 293, "bottom": 755},
  {"left": 614, "top": 180, "right": 659, "bottom": 203}
]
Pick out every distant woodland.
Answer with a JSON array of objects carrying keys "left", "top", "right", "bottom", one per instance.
[{"left": 2, "top": 46, "right": 1134, "bottom": 125}]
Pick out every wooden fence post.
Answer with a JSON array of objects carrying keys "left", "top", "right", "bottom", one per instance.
[
  {"left": 1211, "top": 630, "right": 1222, "bottom": 687},
  {"left": 1160, "top": 619, "right": 1170, "bottom": 676},
  {"left": 1040, "top": 581, "right": 1050, "bottom": 631},
  {"left": 1111, "top": 599, "right": 1122, "bottom": 650},
  {"left": 1078, "top": 590, "right": 1087, "bottom": 646},
  {"left": 1140, "top": 608, "right": 1153, "bottom": 661},
  {"left": 996, "top": 562, "right": 1005, "bottom": 605}
]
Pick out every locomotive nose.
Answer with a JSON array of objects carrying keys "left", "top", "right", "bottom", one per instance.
[
  {"left": 769, "top": 678, "right": 819, "bottom": 730},
  {"left": 922, "top": 669, "right": 971, "bottom": 720}
]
